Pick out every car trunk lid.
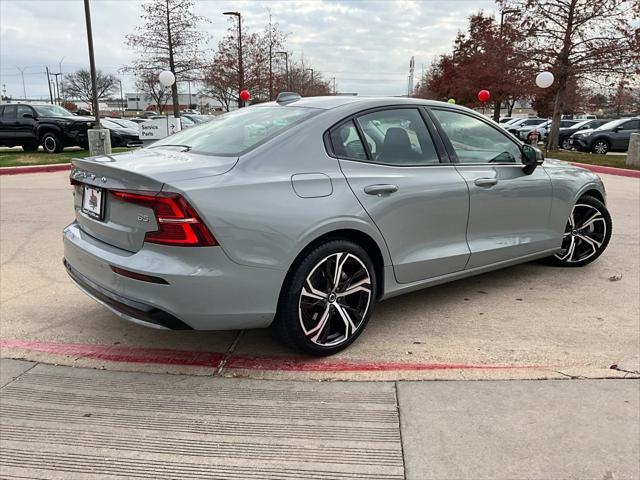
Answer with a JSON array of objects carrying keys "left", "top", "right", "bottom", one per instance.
[{"left": 71, "top": 147, "right": 236, "bottom": 252}]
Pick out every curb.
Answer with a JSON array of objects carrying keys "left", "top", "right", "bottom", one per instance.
[
  {"left": 570, "top": 162, "right": 640, "bottom": 179},
  {"left": 0, "top": 163, "right": 71, "bottom": 176}
]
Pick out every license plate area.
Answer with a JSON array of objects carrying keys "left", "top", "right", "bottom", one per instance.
[{"left": 81, "top": 185, "right": 105, "bottom": 220}]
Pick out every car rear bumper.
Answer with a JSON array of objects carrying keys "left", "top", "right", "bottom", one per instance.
[{"left": 63, "top": 221, "right": 284, "bottom": 330}]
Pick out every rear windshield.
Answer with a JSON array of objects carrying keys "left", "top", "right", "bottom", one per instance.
[{"left": 150, "top": 105, "right": 318, "bottom": 156}]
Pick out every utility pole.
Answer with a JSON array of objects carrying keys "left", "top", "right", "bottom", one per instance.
[
  {"left": 59, "top": 56, "right": 66, "bottom": 102},
  {"left": 224, "top": 11, "right": 244, "bottom": 108},
  {"left": 52, "top": 73, "right": 62, "bottom": 105},
  {"left": 16, "top": 66, "right": 27, "bottom": 99},
  {"left": 45, "top": 67, "right": 54, "bottom": 104},
  {"left": 332, "top": 77, "right": 336, "bottom": 95},
  {"left": 495, "top": 8, "right": 520, "bottom": 121},
  {"left": 119, "top": 79, "right": 124, "bottom": 116}
]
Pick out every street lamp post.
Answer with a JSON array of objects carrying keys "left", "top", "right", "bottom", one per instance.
[
  {"left": 223, "top": 11, "right": 244, "bottom": 108},
  {"left": 275, "top": 51, "right": 289, "bottom": 90},
  {"left": 494, "top": 8, "right": 520, "bottom": 121},
  {"left": 118, "top": 79, "right": 124, "bottom": 116},
  {"left": 52, "top": 73, "right": 62, "bottom": 105}
]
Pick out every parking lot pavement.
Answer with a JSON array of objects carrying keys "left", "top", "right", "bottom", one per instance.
[
  {"left": 1, "top": 358, "right": 637, "bottom": 480},
  {"left": 0, "top": 171, "right": 639, "bottom": 380}
]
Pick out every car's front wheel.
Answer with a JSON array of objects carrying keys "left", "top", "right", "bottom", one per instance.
[
  {"left": 274, "top": 240, "right": 377, "bottom": 355},
  {"left": 549, "top": 196, "right": 612, "bottom": 267},
  {"left": 560, "top": 137, "right": 572, "bottom": 150},
  {"left": 41, "top": 132, "right": 64, "bottom": 153},
  {"left": 592, "top": 139, "right": 610, "bottom": 154}
]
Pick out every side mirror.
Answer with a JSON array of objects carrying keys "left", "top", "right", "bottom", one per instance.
[
  {"left": 522, "top": 144, "right": 543, "bottom": 175},
  {"left": 22, "top": 113, "right": 34, "bottom": 119}
]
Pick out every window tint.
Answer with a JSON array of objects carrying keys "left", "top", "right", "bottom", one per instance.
[
  {"left": 330, "top": 121, "right": 367, "bottom": 160},
  {"left": 151, "top": 106, "right": 317, "bottom": 155},
  {"left": 2, "top": 105, "right": 16, "bottom": 121},
  {"left": 432, "top": 109, "right": 522, "bottom": 164},
  {"left": 16, "top": 105, "right": 32, "bottom": 118},
  {"left": 619, "top": 120, "right": 640, "bottom": 131},
  {"left": 355, "top": 109, "right": 439, "bottom": 165}
]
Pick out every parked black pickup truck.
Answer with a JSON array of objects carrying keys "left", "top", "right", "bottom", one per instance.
[{"left": 0, "top": 104, "right": 95, "bottom": 153}]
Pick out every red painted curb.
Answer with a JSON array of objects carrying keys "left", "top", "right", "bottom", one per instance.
[
  {"left": 570, "top": 162, "right": 640, "bottom": 179},
  {"left": 0, "top": 163, "right": 71, "bottom": 176},
  {"left": 0, "top": 339, "right": 548, "bottom": 372},
  {"left": 0, "top": 339, "right": 224, "bottom": 368}
]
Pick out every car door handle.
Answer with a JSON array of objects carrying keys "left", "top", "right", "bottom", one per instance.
[
  {"left": 474, "top": 178, "right": 498, "bottom": 187},
  {"left": 364, "top": 184, "right": 399, "bottom": 196}
]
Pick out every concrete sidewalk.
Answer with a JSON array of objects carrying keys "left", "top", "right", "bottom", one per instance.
[{"left": 0, "top": 359, "right": 638, "bottom": 480}]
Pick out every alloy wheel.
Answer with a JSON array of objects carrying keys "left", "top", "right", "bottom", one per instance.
[
  {"left": 593, "top": 140, "right": 609, "bottom": 154},
  {"left": 561, "top": 138, "right": 571, "bottom": 150},
  {"left": 298, "top": 252, "right": 372, "bottom": 347},
  {"left": 43, "top": 136, "right": 56, "bottom": 153},
  {"left": 554, "top": 203, "right": 607, "bottom": 263}
]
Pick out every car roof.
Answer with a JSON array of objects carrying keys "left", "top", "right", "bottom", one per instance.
[{"left": 255, "top": 95, "right": 492, "bottom": 117}]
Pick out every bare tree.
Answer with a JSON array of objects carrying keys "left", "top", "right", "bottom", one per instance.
[
  {"left": 125, "top": 0, "right": 209, "bottom": 117},
  {"left": 499, "top": 0, "right": 640, "bottom": 149},
  {"left": 135, "top": 71, "right": 172, "bottom": 114},
  {"left": 61, "top": 69, "right": 118, "bottom": 109}
]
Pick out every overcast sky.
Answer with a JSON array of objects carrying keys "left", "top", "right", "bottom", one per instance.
[{"left": 0, "top": 0, "right": 498, "bottom": 100}]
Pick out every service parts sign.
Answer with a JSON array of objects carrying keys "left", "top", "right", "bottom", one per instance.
[{"left": 139, "top": 118, "right": 182, "bottom": 140}]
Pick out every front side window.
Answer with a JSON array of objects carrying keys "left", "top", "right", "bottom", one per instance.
[
  {"left": 17, "top": 105, "right": 33, "bottom": 118},
  {"left": 355, "top": 109, "right": 439, "bottom": 165},
  {"left": 151, "top": 105, "right": 318, "bottom": 156},
  {"left": 432, "top": 109, "right": 522, "bottom": 164}
]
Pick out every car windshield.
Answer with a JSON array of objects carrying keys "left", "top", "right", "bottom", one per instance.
[
  {"left": 595, "top": 118, "right": 627, "bottom": 131},
  {"left": 570, "top": 120, "right": 593, "bottom": 129},
  {"left": 186, "top": 115, "right": 209, "bottom": 124},
  {"left": 33, "top": 105, "right": 74, "bottom": 117},
  {"left": 150, "top": 106, "right": 319, "bottom": 155}
]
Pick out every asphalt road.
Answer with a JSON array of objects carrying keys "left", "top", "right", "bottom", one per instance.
[{"left": 0, "top": 170, "right": 638, "bottom": 381}]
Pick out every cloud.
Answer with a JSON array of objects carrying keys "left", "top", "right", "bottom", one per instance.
[{"left": 0, "top": 0, "right": 496, "bottom": 99}]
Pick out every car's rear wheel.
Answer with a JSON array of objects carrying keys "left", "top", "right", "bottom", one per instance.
[
  {"left": 592, "top": 139, "right": 610, "bottom": 155},
  {"left": 549, "top": 196, "right": 612, "bottom": 267},
  {"left": 274, "top": 239, "right": 377, "bottom": 356},
  {"left": 41, "top": 132, "right": 63, "bottom": 153},
  {"left": 21, "top": 143, "right": 39, "bottom": 152},
  {"left": 560, "top": 137, "right": 571, "bottom": 150}
]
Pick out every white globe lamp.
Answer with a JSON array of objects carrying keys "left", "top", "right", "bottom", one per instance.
[
  {"left": 535, "top": 71, "right": 554, "bottom": 89},
  {"left": 159, "top": 70, "right": 175, "bottom": 87}
]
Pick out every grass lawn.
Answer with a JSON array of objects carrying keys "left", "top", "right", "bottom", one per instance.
[
  {"left": 0, "top": 148, "right": 131, "bottom": 168},
  {"left": 545, "top": 150, "right": 638, "bottom": 170}
]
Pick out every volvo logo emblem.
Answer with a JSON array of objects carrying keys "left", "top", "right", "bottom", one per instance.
[{"left": 101, "top": 177, "right": 107, "bottom": 183}]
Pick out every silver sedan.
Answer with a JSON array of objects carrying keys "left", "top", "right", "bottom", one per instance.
[{"left": 63, "top": 94, "right": 612, "bottom": 355}]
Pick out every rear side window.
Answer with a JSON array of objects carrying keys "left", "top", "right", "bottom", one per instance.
[
  {"left": 356, "top": 109, "right": 439, "bottom": 165},
  {"left": 151, "top": 106, "right": 318, "bottom": 156},
  {"left": 2, "top": 105, "right": 16, "bottom": 121},
  {"left": 330, "top": 121, "right": 367, "bottom": 160},
  {"left": 619, "top": 120, "right": 640, "bottom": 131}
]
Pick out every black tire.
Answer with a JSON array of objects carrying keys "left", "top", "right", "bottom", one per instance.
[
  {"left": 560, "top": 137, "right": 572, "bottom": 150},
  {"left": 273, "top": 239, "right": 377, "bottom": 356},
  {"left": 21, "top": 143, "right": 39, "bottom": 152},
  {"left": 41, "top": 132, "right": 63, "bottom": 153},
  {"left": 591, "top": 138, "right": 610, "bottom": 155},
  {"left": 547, "top": 195, "right": 612, "bottom": 267}
]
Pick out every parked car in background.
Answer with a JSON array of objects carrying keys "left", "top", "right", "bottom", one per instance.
[
  {"left": 569, "top": 117, "right": 640, "bottom": 154},
  {"left": 499, "top": 117, "right": 514, "bottom": 123},
  {"left": 181, "top": 114, "right": 211, "bottom": 125},
  {"left": 101, "top": 118, "right": 142, "bottom": 148},
  {"left": 516, "top": 119, "right": 581, "bottom": 142},
  {"left": 64, "top": 94, "right": 611, "bottom": 355},
  {"left": 128, "top": 118, "right": 150, "bottom": 124},
  {"left": 558, "top": 119, "right": 610, "bottom": 150},
  {"left": 150, "top": 115, "right": 195, "bottom": 129},
  {"left": 0, "top": 103, "right": 94, "bottom": 153},
  {"left": 505, "top": 118, "right": 546, "bottom": 135}
]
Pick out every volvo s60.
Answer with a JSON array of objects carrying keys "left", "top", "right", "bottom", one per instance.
[{"left": 63, "top": 94, "right": 612, "bottom": 355}]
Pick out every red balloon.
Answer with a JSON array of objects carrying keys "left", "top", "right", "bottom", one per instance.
[
  {"left": 239, "top": 90, "right": 251, "bottom": 102},
  {"left": 477, "top": 89, "right": 490, "bottom": 102}
]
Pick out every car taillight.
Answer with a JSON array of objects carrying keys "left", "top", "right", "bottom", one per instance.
[{"left": 110, "top": 190, "right": 218, "bottom": 247}]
